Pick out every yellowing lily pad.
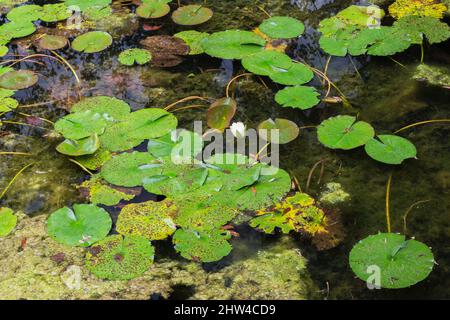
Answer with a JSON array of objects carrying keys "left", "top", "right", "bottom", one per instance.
[
  {"left": 257, "top": 118, "right": 299, "bottom": 144},
  {"left": 37, "top": 34, "right": 68, "bottom": 50},
  {"left": 136, "top": 0, "right": 171, "bottom": 19},
  {"left": 0, "top": 70, "right": 38, "bottom": 90},
  {"left": 172, "top": 5, "right": 213, "bottom": 26}
]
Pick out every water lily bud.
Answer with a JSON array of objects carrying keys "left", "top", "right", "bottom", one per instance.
[{"left": 230, "top": 122, "right": 246, "bottom": 139}]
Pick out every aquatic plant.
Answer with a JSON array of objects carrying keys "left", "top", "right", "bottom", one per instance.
[
  {"left": 37, "top": 35, "right": 68, "bottom": 51},
  {"left": 258, "top": 16, "right": 305, "bottom": 39},
  {"left": 71, "top": 31, "right": 113, "bottom": 53},
  {"left": 174, "top": 30, "right": 209, "bottom": 55},
  {"left": 389, "top": 0, "right": 448, "bottom": 19},
  {"left": 257, "top": 118, "right": 299, "bottom": 144},
  {"left": 64, "top": 0, "right": 112, "bottom": 12},
  {"left": 0, "top": 97, "right": 18, "bottom": 113},
  {"left": 118, "top": 48, "right": 152, "bottom": 66},
  {"left": 136, "top": 0, "right": 171, "bottom": 19},
  {"left": 6, "top": 4, "right": 42, "bottom": 22},
  {"left": 275, "top": 86, "right": 321, "bottom": 110},
  {"left": 47, "top": 204, "right": 112, "bottom": 247},
  {"left": 172, "top": 228, "right": 232, "bottom": 263},
  {"left": 79, "top": 175, "right": 138, "bottom": 206},
  {"left": 0, "top": 207, "right": 17, "bottom": 237},
  {"left": 40, "top": 3, "right": 73, "bottom": 22},
  {"left": 206, "top": 97, "right": 237, "bottom": 131},
  {"left": 116, "top": 200, "right": 178, "bottom": 240},
  {"left": 147, "top": 129, "right": 203, "bottom": 161},
  {"left": 171, "top": 4, "right": 213, "bottom": 26},
  {"left": 140, "top": 35, "right": 190, "bottom": 67},
  {"left": 364, "top": 135, "right": 417, "bottom": 165},
  {"left": 85, "top": 234, "right": 155, "bottom": 280},
  {"left": 56, "top": 133, "right": 100, "bottom": 156},
  {"left": 0, "top": 70, "right": 38, "bottom": 90},
  {"left": 349, "top": 233, "right": 435, "bottom": 289}
]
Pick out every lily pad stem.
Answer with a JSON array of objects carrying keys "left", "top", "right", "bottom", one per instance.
[
  {"left": 394, "top": 119, "right": 450, "bottom": 134},
  {"left": 226, "top": 73, "right": 253, "bottom": 98},
  {"left": 385, "top": 173, "right": 393, "bottom": 233},
  {"left": 68, "top": 158, "right": 94, "bottom": 176},
  {"left": 0, "top": 152, "right": 31, "bottom": 156},
  {"left": 403, "top": 200, "right": 431, "bottom": 235},
  {"left": 0, "top": 162, "right": 35, "bottom": 201},
  {"left": 164, "top": 96, "right": 210, "bottom": 111}
]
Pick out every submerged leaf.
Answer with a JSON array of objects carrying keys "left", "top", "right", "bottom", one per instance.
[
  {"left": 257, "top": 118, "right": 299, "bottom": 144},
  {"left": 206, "top": 97, "right": 237, "bottom": 131},
  {"left": 0, "top": 70, "right": 38, "bottom": 90},
  {"left": 37, "top": 34, "right": 68, "bottom": 50}
]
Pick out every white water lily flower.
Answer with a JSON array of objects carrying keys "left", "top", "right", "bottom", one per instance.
[{"left": 230, "top": 122, "right": 246, "bottom": 139}]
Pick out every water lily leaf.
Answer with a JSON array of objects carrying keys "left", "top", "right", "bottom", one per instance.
[
  {"left": 171, "top": 5, "right": 213, "bottom": 26},
  {"left": 86, "top": 235, "right": 155, "bottom": 280},
  {"left": 389, "top": 0, "right": 447, "bottom": 20},
  {"left": 72, "top": 31, "right": 113, "bottom": 53},
  {"left": 257, "top": 118, "right": 299, "bottom": 144},
  {"left": 79, "top": 176, "right": 138, "bottom": 206},
  {"left": 0, "top": 207, "right": 17, "bottom": 237},
  {"left": 319, "top": 36, "right": 348, "bottom": 57},
  {"left": 70, "top": 96, "right": 131, "bottom": 121},
  {"left": 275, "top": 86, "right": 321, "bottom": 110},
  {"left": 317, "top": 115, "right": 375, "bottom": 150},
  {"left": 173, "top": 228, "right": 232, "bottom": 263},
  {"left": 349, "top": 233, "right": 434, "bottom": 289},
  {"left": 116, "top": 200, "right": 178, "bottom": 240},
  {"left": 118, "top": 48, "right": 152, "bottom": 66},
  {"left": 259, "top": 16, "right": 305, "bottom": 39},
  {"left": 99, "top": 122, "right": 144, "bottom": 152},
  {"left": 6, "top": 4, "right": 42, "bottom": 22},
  {"left": 147, "top": 129, "right": 204, "bottom": 160},
  {"left": 64, "top": 0, "right": 112, "bottom": 11},
  {"left": 37, "top": 34, "right": 68, "bottom": 50},
  {"left": 56, "top": 134, "right": 100, "bottom": 156},
  {"left": 394, "top": 16, "right": 450, "bottom": 45},
  {"left": 101, "top": 151, "right": 161, "bottom": 187},
  {"left": 201, "top": 30, "right": 266, "bottom": 59},
  {"left": 250, "top": 212, "right": 293, "bottom": 234},
  {"left": 0, "top": 45, "right": 8, "bottom": 57},
  {"left": 76, "top": 148, "right": 112, "bottom": 171},
  {"left": 364, "top": 135, "right": 417, "bottom": 165},
  {"left": 126, "top": 108, "right": 178, "bottom": 140},
  {"left": 0, "top": 70, "right": 38, "bottom": 90},
  {"left": 54, "top": 110, "right": 108, "bottom": 140},
  {"left": 47, "top": 204, "right": 112, "bottom": 247},
  {"left": 269, "top": 62, "right": 314, "bottom": 86},
  {"left": 241, "top": 50, "right": 292, "bottom": 76},
  {"left": 206, "top": 97, "right": 237, "bottom": 131},
  {"left": 0, "top": 97, "right": 18, "bottom": 112},
  {"left": 140, "top": 35, "right": 190, "bottom": 67},
  {"left": 0, "top": 20, "right": 36, "bottom": 38},
  {"left": 40, "top": 3, "right": 73, "bottom": 23},
  {"left": 136, "top": 0, "right": 171, "bottom": 19},
  {"left": 83, "top": 5, "right": 112, "bottom": 21},
  {"left": 174, "top": 30, "right": 209, "bottom": 55}
]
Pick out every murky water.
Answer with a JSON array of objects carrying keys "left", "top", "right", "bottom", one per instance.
[{"left": 1, "top": 0, "right": 449, "bottom": 299}]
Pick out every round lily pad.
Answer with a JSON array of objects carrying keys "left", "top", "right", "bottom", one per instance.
[
  {"left": 269, "top": 63, "right": 314, "bottom": 85},
  {"left": 172, "top": 228, "right": 232, "bottom": 263},
  {"left": 99, "top": 122, "right": 145, "bottom": 152},
  {"left": 172, "top": 5, "right": 213, "bottom": 26},
  {"left": 365, "top": 135, "right": 417, "bottom": 165},
  {"left": 275, "top": 86, "right": 321, "bottom": 110},
  {"left": 40, "top": 3, "right": 73, "bottom": 23},
  {"left": 257, "top": 118, "right": 299, "bottom": 144},
  {"left": 349, "top": 233, "right": 435, "bottom": 289},
  {"left": 136, "top": 1, "right": 171, "bottom": 19},
  {"left": 47, "top": 204, "right": 112, "bottom": 247},
  {"left": 101, "top": 151, "right": 161, "bottom": 187},
  {"left": 86, "top": 235, "right": 154, "bottom": 280},
  {"left": 6, "top": 4, "right": 42, "bottom": 22},
  {"left": 0, "top": 207, "right": 17, "bottom": 237},
  {"left": 0, "top": 70, "right": 38, "bottom": 90},
  {"left": 72, "top": 31, "right": 113, "bottom": 53},
  {"left": 174, "top": 30, "right": 209, "bottom": 55},
  {"left": 64, "top": 0, "right": 112, "bottom": 11},
  {"left": 54, "top": 110, "right": 108, "bottom": 140},
  {"left": 206, "top": 97, "right": 237, "bottom": 131},
  {"left": 56, "top": 134, "right": 100, "bottom": 156},
  {"left": 126, "top": 108, "right": 178, "bottom": 140},
  {"left": 259, "top": 16, "right": 305, "bottom": 39},
  {"left": 118, "top": 48, "right": 152, "bottom": 66},
  {"left": 83, "top": 5, "right": 112, "bottom": 21},
  {"left": 242, "top": 50, "right": 292, "bottom": 76},
  {"left": 116, "top": 200, "right": 178, "bottom": 241},
  {"left": 147, "top": 129, "right": 204, "bottom": 161},
  {"left": 70, "top": 96, "right": 131, "bottom": 120},
  {"left": 201, "top": 30, "right": 266, "bottom": 59},
  {"left": 317, "top": 115, "right": 375, "bottom": 150},
  {"left": 77, "top": 148, "right": 112, "bottom": 171},
  {"left": 37, "top": 34, "right": 68, "bottom": 50},
  {"left": 0, "top": 21, "right": 36, "bottom": 39}
]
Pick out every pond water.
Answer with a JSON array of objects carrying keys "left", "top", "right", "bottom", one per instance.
[{"left": 0, "top": 0, "right": 449, "bottom": 299}]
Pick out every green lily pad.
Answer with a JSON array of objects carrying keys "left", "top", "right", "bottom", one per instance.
[
  {"left": 317, "top": 115, "right": 375, "bottom": 150},
  {"left": 64, "top": 0, "right": 112, "bottom": 12},
  {"left": 86, "top": 235, "right": 154, "bottom": 280},
  {"left": 0, "top": 20, "right": 36, "bottom": 39},
  {"left": 6, "top": 4, "right": 42, "bottom": 22},
  {"left": 99, "top": 122, "right": 144, "bottom": 152},
  {"left": 394, "top": 16, "right": 450, "bottom": 45},
  {"left": 269, "top": 62, "right": 314, "bottom": 86},
  {"left": 174, "top": 30, "right": 209, "bottom": 55},
  {"left": 173, "top": 228, "right": 232, "bottom": 263},
  {"left": 0, "top": 70, "right": 38, "bottom": 90},
  {"left": 171, "top": 5, "right": 213, "bottom": 26},
  {"left": 83, "top": 5, "right": 112, "bottom": 21},
  {"left": 54, "top": 110, "right": 108, "bottom": 140},
  {"left": 76, "top": 148, "right": 112, "bottom": 171},
  {"left": 72, "top": 31, "right": 113, "bottom": 53},
  {"left": 364, "top": 135, "right": 417, "bottom": 165},
  {"left": 101, "top": 151, "right": 161, "bottom": 187},
  {"left": 259, "top": 16, "right": 305, "bottom": 39},
  {"left": 116, "top": 200, "right": 178, "bottom": 241},
  {"left": 249, "top": 212, "right": 294, "bottom": 234},
  {"left": 349, "top": 233, "right": 435, "bottom": 289},
  {"left": 147, "top": 129, "right": 204, "bottom": 161},
  {"left": 126, "top": 108, "right": 178, "bottom": 140},
  {"left": 37, "top": 34, "right": 68, "bottom": 50},
  {"left": 70, "top": 96, "right": 131, "bottom": 121},
  {"left": 47, "top": 204, "right": 112, "bottom": 247},
  {"left": 40, "top": 3, "right": 73, "bottom": 23},
  {"left": 275, "top": 86, "right": 321, "bottom": 110},
  {"left": 136, "top": 0, "right": 171, "bottom": 19},
  {"left": 241, "top": 50, "right": 292, "bottom": 76},
  {"left": 206, "top": 97, "right": 237, "bottom": 131},
  {"left": 0, "top": 45, "right": 8, "bottom": 57},
  {"left": 56, "top": 134, "right": 100, "bottom": 156},
  {"left": 0, "top": 97, "right": 18, "bottom": 112},
  {"left": 118, "top": 48, "right": 152, "bottom": 66},
  {"left": 201, "top": 30, "right": 266, "bottom": 59},
  {"left": 257, "top": 118, "right": 299, "bottom": 144},
  {"left": 0, "top": 207, "right": 17, "bottom": 237}
]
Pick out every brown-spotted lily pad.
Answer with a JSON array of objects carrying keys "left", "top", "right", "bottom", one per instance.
[
  {"left": 37, "top": 34, "right": 68, "bottom": 50},
  {"left": 172, "top": 5, "right": 213, "bottom": 26},
  {"left": 0, "top": 70, "right": 38, "bottom": 90},
  {"left": 140, "top": 35, "right": 189, "bottom": 67},
  {"left": 206, "top": 97, "right": 237, "bottom": 131}
]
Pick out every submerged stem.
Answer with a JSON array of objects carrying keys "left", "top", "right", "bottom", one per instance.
[
  {"left": 0, "top": 152, "right": 31, "bottom": 156},
  {"left": 164, "top": 96, "right": 210, "bottom": 111},
  {"left": 226, "top": 73, "right": 253, "bottom": 98},
  {"left": 403, "top": 200, "right": 431, "bottom": 235},
  {"left": 0, "top": 162, "right": 35, "bottom": 201},
  {"left": 394, "top": 119, "right": 450, "bottom": 134},
  {"left": 1, "top": 120, "right": 50, "bottom": 131},
  {"left": 68, "top": 159, "right": 94, "bottom": 176},
  {"left": 385, "top": 173, "right": 393, "bottom": 233}
]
